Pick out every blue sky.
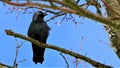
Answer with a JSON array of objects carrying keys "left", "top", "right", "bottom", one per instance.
[{"left": 0, "top": 1, "right": 120, "bottom": 68}]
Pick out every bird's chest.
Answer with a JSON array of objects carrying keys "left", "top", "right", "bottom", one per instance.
[{"left": 31, "top": 23, "right": 46, "bottom": 34}]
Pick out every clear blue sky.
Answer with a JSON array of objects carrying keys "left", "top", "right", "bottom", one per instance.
[{"left": 0, "top": 1, "right": 120, "bottom": 68}]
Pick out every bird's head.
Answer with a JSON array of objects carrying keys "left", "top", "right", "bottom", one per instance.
[{"left": 32, "top": 11, "right": 47, "bottom": 21}]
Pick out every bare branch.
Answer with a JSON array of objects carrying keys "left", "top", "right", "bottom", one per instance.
[
  {"left": 46, "top": 13, "right": 66, "bottom": 22},
  {"left": 1, "top": 0, "right": 120, "bottom": 67},
  {"left": 5, "top": 29, "right": 112, "bottom": 68},
  {"left": 60, "top": 53, "right": 69, "bottom": 68},
  {"left": 13, "top": 40, "right": 25, "bottom": 68},
  {"left": 3, "top": 0, "right": 119, "bottom": 28},
  {"left": 102, "top": 0, "right": 120, "bottom": 17}
]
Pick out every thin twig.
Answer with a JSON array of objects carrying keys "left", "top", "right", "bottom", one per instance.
[
  {"left": 55, "top": 13, "right": 67, "bottom": 25},
  {"left": 13, "top": 39, "right": 25, "bottom": 68},
  {"left": 4, "top": 0, "right": 119, "bottom": 28},
  {"left": 101, "top": 0, "right": 120, "bottom": 17},
  {"left": 69, "top": 14, "right": 78, "bottom": 25},
  {"left": 60, "top": 53, "right": 69, "bottom": 68},
  {"left": 46, "top": 13, "right": 66, "bottom": 22}
]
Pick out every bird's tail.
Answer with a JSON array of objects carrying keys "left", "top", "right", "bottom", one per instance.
[{"left": 32, "top": 43, "right": 45, "bottom": 64}]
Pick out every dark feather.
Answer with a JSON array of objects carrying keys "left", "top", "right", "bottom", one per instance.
[{"left": 27, "top": 11, "right": 50, "bottom": 64}]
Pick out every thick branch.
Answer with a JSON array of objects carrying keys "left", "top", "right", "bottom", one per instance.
[
  {"left": 3, "top": 1, "right": 120, "bottom": 29},
  {"left": 103, "top": 0, "right": 120, "bottom": 59},
  {"left": 63, "top": 0, "right": 120, "bottom": 28},
  {"left": 5, "top": 29, "right": 112, "bottom": 68}
]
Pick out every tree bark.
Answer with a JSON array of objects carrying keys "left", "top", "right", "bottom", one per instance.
[{"left": 104, "top": 0, "right": 120, "bottom": 58}]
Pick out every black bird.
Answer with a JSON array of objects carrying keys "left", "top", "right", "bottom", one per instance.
[{"left": 27, "top": 11, "right": 50, "bottom": 64}]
